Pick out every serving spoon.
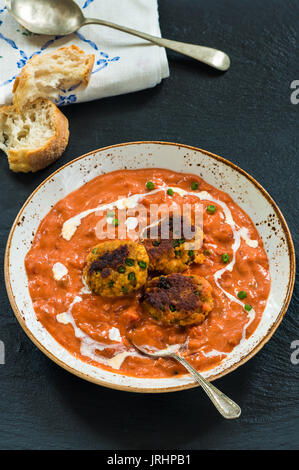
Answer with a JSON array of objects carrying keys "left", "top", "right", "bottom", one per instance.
[
  {"left": 6, "top": 0, "right": 230, "bottom": 72},
  {"left": 133, "top": 342, "right": 241, "bottom": 419}
]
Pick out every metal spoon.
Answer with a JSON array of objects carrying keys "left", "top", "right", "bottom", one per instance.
[
  {"left": 133, "top": 343, "right": 241, "bottom": 419},
  {"left": 6, "top": 0, "right": 230, "bottom": 72}
]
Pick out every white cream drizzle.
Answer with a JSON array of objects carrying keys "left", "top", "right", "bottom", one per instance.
[
  {"left": 239, "top": 227, "right": 258, "bottom": 248},
  {"left": 108, "top": 351, "right": 133, "bottom": 370},
  {"left": 201, "top": 348, "right": 228, "bottom": 358},
  {"left": 108, "top": 327, "right": 122, "bottom": 342},
  {"left": 61, "top": 188, "right": 163, "bottom": 241},
  {"left": 79, "top": 274, "right": 91, "bottom": 295},
  {"left": 59, "top": 184, "right": 260, "bottom": 367},
  {"left": 56, "top": 312, "right": 70, "bottom": 325},
  {"left": 140, "top": 216, "right": 166, "bottom": 239},
  {"left": 125, "top": 217, "right": 138, "bottom": 230},
  {"left": 55, "top": 296, "right": 140, "bottom": 369},
  {"left": 52, "top": 262, "right": 68, "bottom": 281}
]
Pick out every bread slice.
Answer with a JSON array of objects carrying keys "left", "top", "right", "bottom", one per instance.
[
  {"left": 13, "top": 45, "right": 95, "bottom": 111},
  {"left": 0, "top": 99, "right": 69, "bottom": 173}
]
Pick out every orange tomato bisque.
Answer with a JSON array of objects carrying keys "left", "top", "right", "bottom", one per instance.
[{"left": 25, "top": 168, "right": 270, "bottom": 378}]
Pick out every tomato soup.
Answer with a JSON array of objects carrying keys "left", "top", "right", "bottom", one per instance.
[{"left": 25, "top": 169, "right": 270, "bottom": 378}]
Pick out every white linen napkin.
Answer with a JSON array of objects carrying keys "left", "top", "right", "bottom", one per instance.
[{"left": 0, "top": 0, "right": 169, "bottom": 105}]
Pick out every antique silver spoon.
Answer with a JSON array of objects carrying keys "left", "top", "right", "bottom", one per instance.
[
  {"left": 6, "top": 0, "right": 230, "bottom": 71},
  {"left": 133, "top": 342, "right": 241, "bottom": 419}
]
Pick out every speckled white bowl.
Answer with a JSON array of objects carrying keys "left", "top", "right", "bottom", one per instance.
[{"left": 5, "top": 142, "right": 295, "bottom": 392}]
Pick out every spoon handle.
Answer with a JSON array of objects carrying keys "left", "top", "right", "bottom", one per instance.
[
  {"left": 83, "top": 18, "right": 230, "bottom": 72},
  {"left": 172, "top": 353, "right": 241, "bottom": 419}
]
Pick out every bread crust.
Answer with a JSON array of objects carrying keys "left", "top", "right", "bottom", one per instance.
[
  {"left": 13, "top": 45, "right": 95, "bottom": 111},
  {"left": 1, "top": 100, "right": 69, "bottom": 173}
]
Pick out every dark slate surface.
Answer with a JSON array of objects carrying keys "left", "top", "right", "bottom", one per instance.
[{"left": 0, "top": 0, "right": 298, "bottom": 450}]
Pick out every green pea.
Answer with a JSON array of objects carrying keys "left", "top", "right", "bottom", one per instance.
[
  {"left": 138, "top": 261, "right": 147, "bottom": 269},
  {"left": 175, "top": 250, "right": 182, "bottom": 257},
  {"left": 207, "top": 204, "right": 216, "bottom": 214},
  {"left": 221, "top": 253, "right": 230, "bottom": 263},
  {"left": 92, "top": 248, "right": 98, "bottom": 254},
  {"left": 128, "top": 272, "right": 136, "bottom": 282},
  {"left": 188, "top": 250, "right": 194, "bottom": 257},
  {"left": 146, "top": 181, "right": 155, "bottom": 191},
  {"left": 191, "top": 181, "right": 199, "bottom": 190},
  {"left": 172, "top": 240, "right": 180, "bottom": 248},
  {"left": 237, "top": 291, "right": 247, "bottom": 300},
  {"left": 118, "top": 266, "right": 126, "bottom": 273},
  {"left": 178, "top": 238, "right": 185, "bottom": 245},
  {"left": 108, "top": 280, "right": 114, "bottom": 287},
  {"left": 112, "top": 218, "right": 119, "bottom": 227},
  {"left": 125, "top": 258, "right": 134, "bottom": 266},
  {"left": 167, "top": 188, "right": 174, "bottom": 196},
  {"left": 169, "top": 304, "right": 176, "bottom": 312},
  {"left": 244, "top": 304, "right": 253, "bottom": 311}
]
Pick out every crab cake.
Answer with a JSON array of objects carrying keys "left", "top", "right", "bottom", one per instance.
[
  {"left": 143, "top": 214, "right": 205, "bottom": 274},
  {"left": 141, "top": 273, "right": 213, "bottom": 326},
  {"left": 84, "top": 240, "right": 149, "bottom": 297}
]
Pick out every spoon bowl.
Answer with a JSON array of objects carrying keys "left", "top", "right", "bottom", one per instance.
[
  {"left": 7, "top": 0, "right": 85, "bottom": 35},
  {"left": 132, "top": 341, "right": 241, "bottom": 419},
  {"left": 133, "top": 343, "right": 182, "bottom": 358},
  {"left": 6, "top": 0, "right": 230, "bottom": 71}
]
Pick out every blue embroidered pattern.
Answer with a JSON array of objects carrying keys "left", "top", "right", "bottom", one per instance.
[
  {"left": 75, "top": 31, "right": 120, "bottom": 75},
  {"left": 56, "top": 93, "right": 77, "bottom": 106},
  {"left": 82, "top": 0, "right": 95, "bottom": 8},
  {"left": 0, "top": 0, "right": 120, "bottom": 104}
]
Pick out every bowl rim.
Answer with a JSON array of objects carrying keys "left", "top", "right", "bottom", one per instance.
[{"left": 4, "top": 141, "right": 296, "bottom": 393}]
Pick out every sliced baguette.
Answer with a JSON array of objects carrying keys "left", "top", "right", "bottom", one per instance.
[
  {"left": 13, "top": 45, "right": 95, "bottom": 111},
  {"left": 0, "top": 98, "right": 69, "bottom": 173}
]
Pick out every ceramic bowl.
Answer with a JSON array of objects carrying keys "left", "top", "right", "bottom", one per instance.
[{"left": 5, "top": 142, "right": 295, "bottom": 392}]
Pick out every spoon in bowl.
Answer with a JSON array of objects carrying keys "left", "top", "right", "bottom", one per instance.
[
  {"left": 6, "top": 0, "right": 230, "bottom": 72},
  {"left": 133, "top": 342, "right": 241, "bottom": 419}
]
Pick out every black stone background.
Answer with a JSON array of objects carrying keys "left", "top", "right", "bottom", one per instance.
[{"left": 0, "top": 0, "right": 298, "bottom": 450}]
